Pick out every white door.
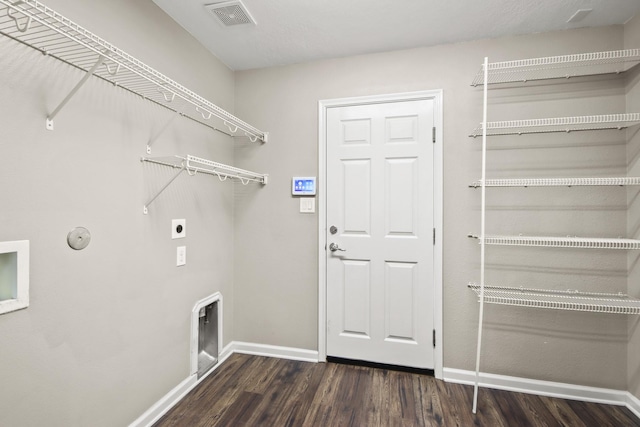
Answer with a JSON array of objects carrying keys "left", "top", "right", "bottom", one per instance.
[{"left": 326, "top": 99, "right": 435, "bottom": 369}]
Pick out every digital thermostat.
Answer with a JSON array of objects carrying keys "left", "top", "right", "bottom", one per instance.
[{"left": 292, "top": 177, "right": 316, "bottom": 196}]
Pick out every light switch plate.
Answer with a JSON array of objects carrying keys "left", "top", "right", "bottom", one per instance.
[
  {"left": 172, "top": 219, "right": 186, "bottom": 239},
  {"left": 176, "top": 246, "right": 186, "bottom": 266},
  {"left": 300, "top": 197, "right": 315, "bottom": 213}
]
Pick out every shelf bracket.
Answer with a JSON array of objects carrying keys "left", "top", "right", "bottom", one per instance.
[
  {"left": 146, "top": 108, "right": 184, "bottom": 154},
  {"left": 142, "top": 161, "right": 185, "bottom": 215},
  {"left": 46, "top": 54, "right": 106, "bottom": 130}
]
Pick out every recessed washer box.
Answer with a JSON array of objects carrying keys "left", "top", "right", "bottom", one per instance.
[{"left": 0, "top": 240, "right": 29, "bottom": 315}]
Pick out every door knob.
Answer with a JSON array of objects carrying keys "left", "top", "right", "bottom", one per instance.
[{"left": 329, "top": 243, "right": 346, "bottom": 252}]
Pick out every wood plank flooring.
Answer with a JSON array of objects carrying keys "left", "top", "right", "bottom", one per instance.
[{"left": 154, "top": 354, "right": 640, "bottom": 427}]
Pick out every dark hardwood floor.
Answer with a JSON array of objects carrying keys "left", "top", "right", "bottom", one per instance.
[{"left": 154, "top": 354, "right": 640, "bottom": 427}]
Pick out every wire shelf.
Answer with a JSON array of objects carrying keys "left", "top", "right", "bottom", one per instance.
[
  {"left": 469, "top": 177, "right": 640, "bottom": 188},
  {"left": 468, "top": 234, "right": 640, "bottom": 249},
  {"left": 470, "top": 113, "right": 640, "bottom": 137},
  {"left": 471, "top": 49, "right": 640, "bottom": 86},
  {"left": 141, "top": 155, "right": 268, "bottom": 185},
  {"left": 0, "top": 0, "right": 267, "bottom": 142},
  {"left": 140, "top": 155, "right": 267, "bottom": 214},
  {"left": 468, "top": 284, "right": 640, "bottom": 315}
]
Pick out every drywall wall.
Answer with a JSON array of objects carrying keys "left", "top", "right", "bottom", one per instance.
[
  {"left": 626, "top": 14, "right": 640, "bottom": 403},
  {"left": 0, "top": 0, "right": 237, "bottom": 426},
  {"left": 234, "top": 25, "right": 633, "bottom": 390}
]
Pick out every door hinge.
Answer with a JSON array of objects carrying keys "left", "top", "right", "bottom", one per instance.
[
  {"left": 433, "top": 329, "right": 436, "bottom": 348},
  {"left": 433, "top": 228, "right": 436, "bottom": 245},
  {"left": 432, "top": 127, "right": 436, "bottom": 143}
]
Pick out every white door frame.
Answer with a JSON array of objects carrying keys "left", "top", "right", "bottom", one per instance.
[{"left": 318, "top": 90, "right": 444, "bottom": 379}]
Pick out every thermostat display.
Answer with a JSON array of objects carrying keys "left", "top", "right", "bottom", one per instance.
[{"left": 292, "top": 177, "right": 316, "bottom": 196}]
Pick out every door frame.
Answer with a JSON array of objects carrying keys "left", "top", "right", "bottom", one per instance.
[{"left": 318, "top": 90, "right": 444, "bottom": 378}]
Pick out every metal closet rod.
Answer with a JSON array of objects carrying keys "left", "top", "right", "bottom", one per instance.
[{"left": 0, "top": 0, "right": 268, "bottom": 142}]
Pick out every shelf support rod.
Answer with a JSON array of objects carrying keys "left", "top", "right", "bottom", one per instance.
[
  {"left": 146, "top": 108, "right": 183, "bottom": 154},
  {"left": 473, "top": 56, "right": 489, "bottom": 414},
  {"left": 142, "top": 161, "right": 185, "bottom": 215},
  {"left": 46, "top": 54, "right": 106, "bottom": 130}
]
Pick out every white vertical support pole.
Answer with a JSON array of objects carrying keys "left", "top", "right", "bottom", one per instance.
[
  {"left": 46, "top": 55, "right": 106, "bottom": 130},
  {"left": 472, "top": 57, "right": 489, "bottom": 414}
]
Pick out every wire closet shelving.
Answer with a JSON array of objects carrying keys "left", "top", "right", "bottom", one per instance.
[
  {"left": 470, "top": 113, "right": 640, "bottom": 137},
  {"left": 467, "top": 284, "right": 640, "bottom": 315},
  {"left": 467, "top": 234, "right": 640, "bottom": 250},
  {"left": 470, "top": 177, "right": 640, "bottom": 188},
  {"left": 0, "top": 0, "right": 268, "bottom": 143},
  {"left": 471, "top": 49, "right": 640, "bottom": 86},
  {"left": 140, "top": 155, "right": 268, "bottom": 214},
  {"left": 468, "top": 49, "right": 640, "bottom": 414}
]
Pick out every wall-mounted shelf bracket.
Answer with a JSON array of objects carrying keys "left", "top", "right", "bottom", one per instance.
[
  {"left": 140, "top": 158, "right": 185, "bottom": 215},
  {"left": 45, "top": 54, "right": 106, "bottom": 130},
  {"left": 146, "top": 108, "right": 184, "bottom": 154}
]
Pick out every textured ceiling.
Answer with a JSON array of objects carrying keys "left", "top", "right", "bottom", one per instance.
[{"left": 152, "top": 0, "right": 640, "bottom": 71}]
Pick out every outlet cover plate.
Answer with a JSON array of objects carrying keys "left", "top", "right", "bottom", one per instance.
[{"left": 172, "top": 219, "right": 186, "bottom": 239}]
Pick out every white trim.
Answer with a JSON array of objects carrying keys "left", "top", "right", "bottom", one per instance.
[
  {"left": 317, "top": 90, "right": 444, "bottom": 379},
  {"left": 231, "top": 341, "right": 320, "bottom": 363},
  {"left": 443, "top": 367, "right": 634, "bottom": 408},
  {"left": 628, "top": 392, "right": 640, "bottom": 419},
  {"left": 0, "top": 240, "right": 29, "bottom": 315},
  {"left": 128, "top": 375, "right": 196, "bottom": 427},
  {"left": 129, "top": 342, "right": 234, "bottom": 427},
  {"left": 190, "top": 292, "right": 223, "bottom": 377}
]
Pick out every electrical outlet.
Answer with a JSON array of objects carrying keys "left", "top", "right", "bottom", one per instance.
[
  {"left": 176, "top": 246, "right": 186, "bottom": 266},
  {"left": 172, "top": 219, "right": 186, "bottom": 239}
]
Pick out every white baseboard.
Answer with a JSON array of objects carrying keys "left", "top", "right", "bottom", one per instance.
[
  {"left": 128, "top": 375, "right": 196, "bottom": 427},
  {"left": 129, "top": 342, "right": 316, "bottom": 427},
  {"left": 443, "top": 367, "right": 637, "bottom": 411},
  {"left": 129, "top": 343, "right": 234, "bottom": 427},
  {"left": 230, "top": 341, "right": 320, "bottom": 363},
  {"left": 628, "top": 392, "right": 640, "bottom": 419}
]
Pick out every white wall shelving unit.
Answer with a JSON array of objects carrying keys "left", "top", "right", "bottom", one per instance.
[
  {"left": 469, "top": 49, "right": 640, "bottom": 413},
  {"left": 0, "top": 0, "right": 268, "bottom": 143}
]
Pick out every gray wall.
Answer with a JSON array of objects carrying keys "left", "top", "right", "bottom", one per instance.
[
  {"left": 234, "top": 25, "right": 635, "bottom": 390},
  {"left": 626, "top": 14, "right": 640, "bottom": 402},
  {"left": 0, "top": 0, "right": 237, "bottom": 425}
]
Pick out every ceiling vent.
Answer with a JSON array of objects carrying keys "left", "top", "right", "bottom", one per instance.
[{"left": 205, "top": 1, "right": 256, "bottom": 27}]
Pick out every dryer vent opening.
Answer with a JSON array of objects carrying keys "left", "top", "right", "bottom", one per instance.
[{"left": 192, "top": 293, "right": 222, "bottom": 379}]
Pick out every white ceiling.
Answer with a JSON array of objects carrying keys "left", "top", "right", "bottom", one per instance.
[{"left": 152, "top": 0, "right": 640, "bottom": 71}]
